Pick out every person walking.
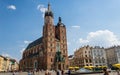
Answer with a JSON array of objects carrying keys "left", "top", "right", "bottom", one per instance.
[
  {"left": 61, "top": 70, "right": 64, "bottom": 75},
  {"left": 56, "top": 70, "right": 60, "bottom": 75},
  {"left": 48, "top": 72, "right": 51, "bottom": 75},
  {"left": 103, "top": 68, "right": 109, "bottom": 75},
  {"left": 12, "top": 72, "right": 15, "bottom": 75},
  {"left": 68, "top": 69, "right": 71, "bottom": 75},
  {"left": 45, "top": 70, "right": 49, "bottom": 75},
  {"left": 116, "top": 69, "right": 120, "bottom": 75},
  {"left": 28, "top": 71, "right": 32, "bottom": 75}
]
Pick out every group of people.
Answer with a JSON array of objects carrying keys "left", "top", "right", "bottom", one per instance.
[
  {"left": 44, "top": 70, "right": 51, "bottom": 75},
  {"left": 27, "top": 69, "right": 65, "bottom": 75},
  {"left": 103, "top": 67, "right": 120, "bottom": 75},
  {"left": 56, "top": 69, "right": 65, "bottom": 75},
  {"left": 26, "top": 68, "right": 120, "bottom": 75}
]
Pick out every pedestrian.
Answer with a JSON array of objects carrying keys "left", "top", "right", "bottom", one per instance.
[
  {"left": 32, "top": 70, "right": 35, "bottom": 75},
  {"left": 116, "top": 69, "right": 120, "bottom": 75},
  {"left": 61, "top": 70, "right": 64, "bottom": 75},
  {"left": 68, "top": 69, "right": 71, "bottom": 75},
  {"left": 48, "top": 72, "right": 51, "bottom": 75},
  {"left": 56, "top": 69, "right": 60, "bottom": 75},
  {"left": 45, "top": 70, "right": 48, "bottom": 75},
  {"left": 12, "top": 71, "right": 15, "bottom": 75},
  {"left": 103, "top": 68, "right": 109, "bottom": 75},
  {"left": 28, "top": 71, "right": 32, "bottom": 75}
]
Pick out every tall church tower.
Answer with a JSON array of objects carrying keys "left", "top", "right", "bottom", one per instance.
[{"left": 43, "top": 3, "right": 56, "bottom": 70}]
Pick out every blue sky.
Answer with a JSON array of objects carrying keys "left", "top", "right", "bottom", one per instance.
[{"left": 0, "top": 0, "right": 120, "bottom": 61}]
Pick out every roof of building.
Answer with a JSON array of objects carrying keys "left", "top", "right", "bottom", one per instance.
[
  {"left": 0, "top": 55, "right": 4, "bottom": 58},
  {"left": 26, "top": 37, "right": 43, "bottom": 50},
  {"left": 0, "top": 55, "right": 8, "bottom": 60},
  {"left": 68, "top": 55, "right": 74, "bottom": 58},
  {"left": 68, "top": 55, "right": 74, "bottom": 60}
]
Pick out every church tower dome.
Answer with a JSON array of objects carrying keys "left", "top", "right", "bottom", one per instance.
[{"left": 57, "top": 17, "right": 65, "bottom": 27}]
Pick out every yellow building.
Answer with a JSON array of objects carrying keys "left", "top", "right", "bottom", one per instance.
[
  {"left": 0, "top": 55, "right": 4, "bottom": 71},
  {"left": 0, "top": 55, "right": 7, "bottom": 72},
  {"left": 0, "top": 55, "right": 19, "bottom": 72},
  {"left": 74, "top": 45, "right": 92, "bottom": 67}
]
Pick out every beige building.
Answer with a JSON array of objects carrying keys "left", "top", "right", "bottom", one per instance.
[
  {"left": 0, "top": 55, "right": 19, "bottom": 72},
  {"left": 106, "top": 46, "right": 120, "bottom": 67},
  {"left": 0, "top": 55, "right": 4, "bottom": 72},
  {"left": 0, "top": 55, "right": 8, "bottom": 72},
  {"left": 74, "top": 45, "right": 92, "bottom": 67}
]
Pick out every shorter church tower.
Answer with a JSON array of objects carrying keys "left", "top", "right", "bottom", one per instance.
[{"left": 55, "top": 17, "right": 69, "bottom": 70}]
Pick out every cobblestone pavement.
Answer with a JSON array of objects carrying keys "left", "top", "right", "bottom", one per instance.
[{"left": 0, "top": 71, "right": 118, "bottom": 75}]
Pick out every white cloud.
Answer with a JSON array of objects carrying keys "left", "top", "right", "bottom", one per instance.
[
  {"left": 71, "top": 25, "right": 80, "bottom": 28},
  {"left": 7, "top": 5, "right": 16, "bottom": 10},
  {"left": 37, "top": 4, "right": 47, "bottom": 13},
  {"left": 79, "top": 38, "right": 89, "bottom": 43},
  {"left": 37, "top": 4, "right": 47, "bottom": 18},
  {"left": 79, "top": 30, "right": 120, "bottom": 47},
  {"left": 24, "top": 40, "right": 32, "bottom": 44}
]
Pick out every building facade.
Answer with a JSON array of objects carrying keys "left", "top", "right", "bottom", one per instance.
[
  {"left": 68, "top": 55, "right": 75, "bottom": 67},
  {"left": 0, "top": 55, "right": 19, "bottom": 72},
  {"left": 91, "top": 46, "right": 107, "bottom": 66},
  {"left": 74, "top": 45, "right": 92, "bottom": 67},
  {"left": 8, "top": 59, "right": 19, "bottom": 72},
  {"left": 69, "top": 45, "right": 120, "bottom": 68},
  {"left": 0, "top": 55, "right": 4, "bottom": 72},
  {"left": 105, "top": 46, "right": 120, "bottom": 67},
  {"left": 19, "top": 3, "right": 68, "bottom": 71}
]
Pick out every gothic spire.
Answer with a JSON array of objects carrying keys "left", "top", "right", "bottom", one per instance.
[
  {"left": 45, "top": 3, "right": 53, "bottom": 18},
  {"left": 59, "top": 17, "right": 62, "bottom": 23},
  {"left": 48, "top": 2, "right": 50, "bottom": 11}
]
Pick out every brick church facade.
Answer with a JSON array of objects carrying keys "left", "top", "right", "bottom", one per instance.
[{"left": 19, "top": 3, "right": 68, "bottom": 71}]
